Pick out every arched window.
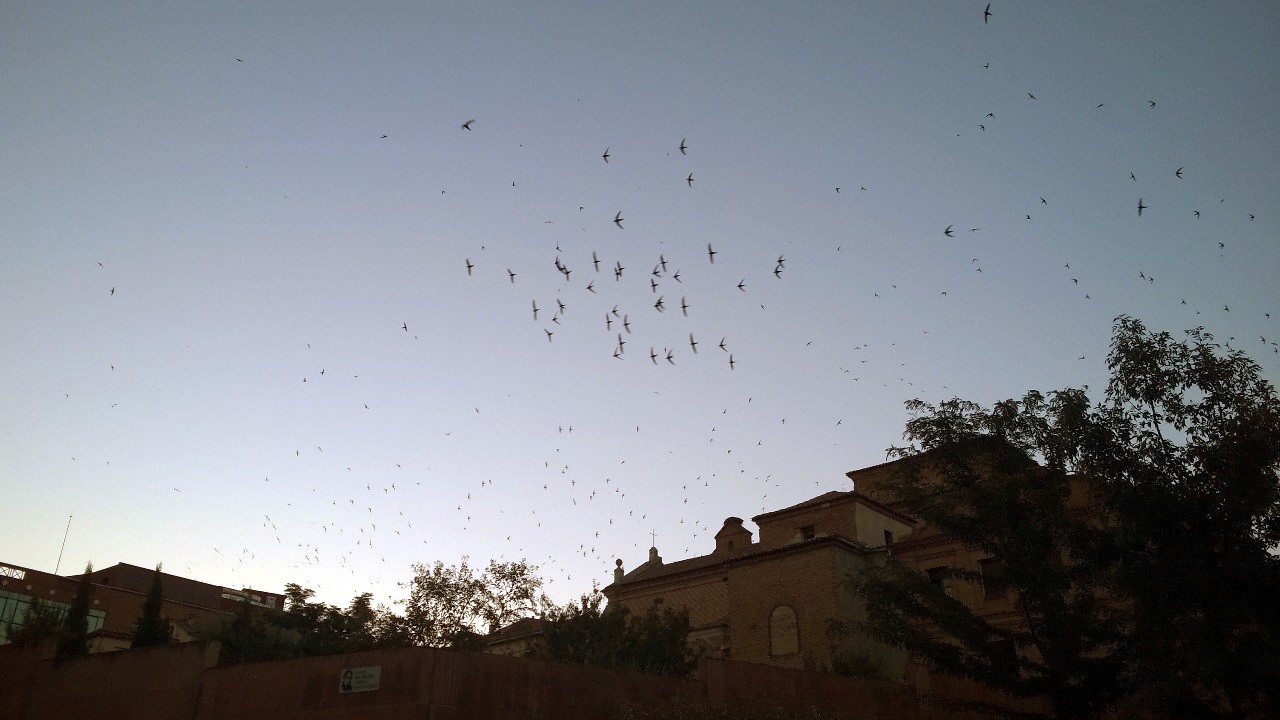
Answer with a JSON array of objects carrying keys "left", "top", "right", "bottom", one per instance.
[{"left": 769, "top": 605, "right": 799, "bottom": 656}]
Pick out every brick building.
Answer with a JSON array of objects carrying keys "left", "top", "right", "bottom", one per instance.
[
  {"left": 0, "top": 561, "right": 283, "bottom": 652},
  {"left": 852, "top": 455, "right": 1102, "bottom": 610},
  {"left": 602, "top": 461, "right": 917, "bottom": 677},
  {"left": 603, "top": 452, "right": 1098, "bottom": 690},
  {"left": 484, "top": 617, "right": 546, "bottom": 657}
]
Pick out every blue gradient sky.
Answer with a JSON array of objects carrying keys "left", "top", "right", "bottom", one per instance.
[{"left": 3, "top": 1, "right": 1277, "bottom": 608}]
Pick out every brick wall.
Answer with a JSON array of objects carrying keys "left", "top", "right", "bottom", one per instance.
[
  {"left": 1, "top": 639, "right": 1039, "bottom": 719},
  {"left": 1, "top": 639, "right": 218, "bottom": 720},
  {"left": 196, "top": 644, "right": 701, "bottom": 720},
  {"left": 612, "top": 541, "right": 906, "bottom": 677}
]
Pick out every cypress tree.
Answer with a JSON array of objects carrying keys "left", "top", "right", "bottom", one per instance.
[
  {"left": 57, "top": 562, "right": 94, "bottom": 658},
  {"left": 131, "top": 563, "right": 171, "bottom": 648}
]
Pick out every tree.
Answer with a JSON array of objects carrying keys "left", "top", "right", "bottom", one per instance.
[
  {"left": 853, "top": 317, "right": 1280, "bottom": 718},
  {"left": 620, "top": 599, "right": 699, "bottom": 676},
  {"left": 268, "top": 584, "right": 410, "bottom": 656},
  {"left": 56, "top": 562, "right": 94, "bottom": 658},
  {"left": 6, "top": 597, "right": 64, "bottom": 647},
  {"left": 478, "top": 559, "right": 553, "bottom": 633},
  {"left": 401, "top": 559, "right": 484, "bottom": 646},
  {"left": 400, "top": 558, "right": 550, "bottom": 646},
  {"left": 538, "top": 587, "right": 698, "bottom": 676},
  {"left": 207, "top": 596, "right": 295, "bottom": 664},
  {"left": 1082, "top": 317, "right": 1280, "bottom": 718},
  {"left": 332, "top": 592, "right": 409, "bottom": 653},
  {"left": 854, "top": 417, "right": 1121, "bottom": 718},
  {"left": 131, "top": 564, "right": 171, "bottom": 648},
  {"left": 539, "top": 586, "right": 628, "bottom": 667}
]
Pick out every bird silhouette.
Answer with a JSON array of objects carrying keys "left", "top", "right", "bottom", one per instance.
[
  {"left": 687, "top": 173, "right": 694, "bottom": 187},
  {"left": 983, "top": 3, "right": 992, "bottom": 23},
  {"left": 614, "top": 211, "right": 624, "bottom": 229},
  {"left": 508, "top": 269, "right": 517, "bottom": 283},
  {"left": 689, "top": 334, "right": 699, "bottom": 353},
  {"left": 1137, "top": 198, "right": 1147, "bottom": 217},
  {"left": 1175, "top": 166, "right": 1184, "bottom": 179},
  {"left": 944, "top": 225, "right": 954, "bottom": 237},
  {"left": 461, "top": 119, "right": 475, "bottom": 130},
  {"left": 465, "top": 258, "right": 474, "bottom": 275},
  {"left": 602, "top": 147, "right": 610, "bottom": 163},
  {"left": 679, "top": 139, "right": 688, "bottom": 155},
  {"left": 707, "top": 244, "right": 717, "bottom": 263}
]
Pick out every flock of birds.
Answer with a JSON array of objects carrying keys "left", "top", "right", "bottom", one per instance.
[
  {"left": 50, "top": 3, "right": 1274, "bottom": 607},
  {"left": 451, "top": 135, "right": 751, "bottom": 374}
]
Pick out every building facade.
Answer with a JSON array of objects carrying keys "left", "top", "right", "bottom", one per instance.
[
  {"left": 602, "top": 474, "right": 917, "bottom": 677},
  {"left": 0, "top": 561, "right": 283, "bottom": 652}
]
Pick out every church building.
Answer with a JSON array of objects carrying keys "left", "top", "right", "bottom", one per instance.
[{"left": 603, "top": 458, "right": 918, "bottom": 677}]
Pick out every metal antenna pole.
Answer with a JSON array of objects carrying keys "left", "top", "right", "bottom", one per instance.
[{"left": 54, "top": 514, "right": 72, "bottom": 575}]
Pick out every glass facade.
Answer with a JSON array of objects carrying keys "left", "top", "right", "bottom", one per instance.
[{"left": 0, "top": 589, "right": 105, "bottom": 644}]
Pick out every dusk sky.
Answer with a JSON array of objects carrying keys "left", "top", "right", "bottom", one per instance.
[{"left": 3, "top": 2, "right": 1277, "bottom": 609}]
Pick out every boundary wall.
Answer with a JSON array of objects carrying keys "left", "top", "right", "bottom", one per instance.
[{"left": 0, "top": 641, "right": 1032, "bottom": 720}]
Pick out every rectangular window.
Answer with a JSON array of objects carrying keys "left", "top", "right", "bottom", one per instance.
[
  {"left": 926, "top": 566, "right": 952, "bottom": 596},
  {"left": 0, "top": 590, "right": 90, "bottom": 646},
  {"left": 992, "top": 638, "right": 1019, "bottom": 676},
  {"left": 883, "top": 529, "right": 895, "bottom": 547},
  {"left": 800, "top": 525, "right": 816, "bottom": 540},
  {"left": 980, "top": 558, "right": 1008, "bottom": 598}
]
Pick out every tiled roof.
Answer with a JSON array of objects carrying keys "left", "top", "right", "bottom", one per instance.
[
  {"left": 611, "top": 534, "right": 869, "bottom": 589},
  {"left": 751, "top": 490, "right": 852, "bottom": 521},
  {"left": 487, "top": 617, "right": 545, "bottom": 642}
]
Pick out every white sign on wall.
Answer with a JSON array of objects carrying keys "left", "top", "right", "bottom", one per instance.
[
  {"left": 338, "top": 666, "right": 381, "bottom": 693},
  {"left": 0, "top": 565, "right": 26, "bottom": 580}
]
